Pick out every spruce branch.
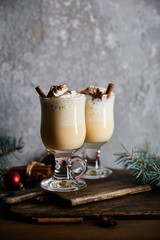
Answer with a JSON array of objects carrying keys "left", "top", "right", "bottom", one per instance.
[
  {"left": 0, "top": 136, "right": 24, "bottom": 182},
  {"left": 115, "top": 145, "right": 160, "bottom": 187}
]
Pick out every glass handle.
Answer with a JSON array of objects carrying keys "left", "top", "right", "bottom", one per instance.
[{"left": 69, "top": 156, "right": 87, "bottom": 179}]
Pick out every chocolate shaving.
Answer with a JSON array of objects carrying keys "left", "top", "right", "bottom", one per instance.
[
  {"left": 91, "top": 88, "right": 103, "bottom": 99},
  {"left": 65, "top": 90, "right": 72, "bottom": 95},
  {"left": 47, "top": 85, "right": 71, "bottom": 98},
  {"left": 81, "top": 86, "right": 93, "bottom": 94},
  {"left": 80, "top": 84, "right": 114, "bottom": 100}
]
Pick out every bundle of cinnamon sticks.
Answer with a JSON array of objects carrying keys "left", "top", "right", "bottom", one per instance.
[{"left": 11, "top": 163, "right": 53, "bottom": 182}]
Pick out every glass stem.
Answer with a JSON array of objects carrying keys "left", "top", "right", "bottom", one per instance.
[
  {"left": 54, "top": 157, "right": 69, "bottom": 180},
  {"left": 84, "top": 146, "right": 101, "bottom": 169}
]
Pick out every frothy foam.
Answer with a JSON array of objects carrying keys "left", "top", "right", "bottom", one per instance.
[
  {"left": 59, "top": 91, "right": 82, "bottom": 98},
  {"left": 80, "top": 85, "right": 114, "bottom": 99},
  {"left": 47, "top": 85, "right": 70, "bottom": 98},
  {"left": 80, "top": 86, "right": 106, "bottom": 95},
  {"left": 85, "top": 94, "right": 115, "bottom": 121},
  {"left": 46, "top": 85, "right": 83, "bottom": 99},
  {"left": 40, "top": 94, "right": 86, "bottom": 125}
]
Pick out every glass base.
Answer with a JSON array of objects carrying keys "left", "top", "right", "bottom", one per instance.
[
  {"left": 83, "top": 167, "right": 112, "bottom": 179},
  {"left": 41, "top": 177, "right": 87, "bottom": 192}
]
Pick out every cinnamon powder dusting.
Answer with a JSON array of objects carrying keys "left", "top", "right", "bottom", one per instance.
[{"left": 80, "top": 83, "right": 114, "bottom": 99}]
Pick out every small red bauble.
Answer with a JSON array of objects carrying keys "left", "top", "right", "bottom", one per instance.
[{"left": 4, "top": 171, "right": 21, "bottom": 190}]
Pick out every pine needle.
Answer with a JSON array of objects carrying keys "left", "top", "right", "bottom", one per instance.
[
  {"left": 115, "top": 145, "right": 160, "bottom": 187},
  {"left": 0, "top": 136, "right": 24, "bottom": 182}
]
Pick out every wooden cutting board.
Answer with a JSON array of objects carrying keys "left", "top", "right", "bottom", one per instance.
[
  {"left": 54, "top": 170, "right": 151, "bottom": 206},
  {"left": 9, "top": 170, "right": 160, "bottom": 220},
  {"left": 10, "top": 188, "right": 160, "bottom": 220},
  {"left": 2, "top": 170, "right": 151, "bottom": 206}
]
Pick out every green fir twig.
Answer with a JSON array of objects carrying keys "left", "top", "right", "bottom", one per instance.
[
  {"left": 0, "top": 136, "right": 24, "bottom": 182},
  {"left": 114, "top": 145, "right": 160, "bottom": 187}
]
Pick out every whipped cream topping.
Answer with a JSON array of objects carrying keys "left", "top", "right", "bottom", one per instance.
[
  {"left": 47, "top": 85, "right": 71, "bottom": 98},
  {"left": 80, "top": 85, "right": 106, "bottom": 99},
  {"left": 60, "top": 90, "right": 82, "bottom": 98},
  {"left": 80, "top": 86, "right": 106, "bottom": 94},
  {"left": 47, "top": 85, "right": 83, "bottom": 98},
  {"left": 80, "top": 84, "right": 114, "bottom": 99}
]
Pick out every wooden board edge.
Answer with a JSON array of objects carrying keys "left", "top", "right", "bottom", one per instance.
[{"left": 70, "top": 184, "right": 152, "bottom": 206}]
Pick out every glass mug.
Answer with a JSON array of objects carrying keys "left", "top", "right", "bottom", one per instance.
[
  {"left": 83, "top": 93, "right": 115, "bottom": 179},
  {"left": 39, "top": 94, "right": 87, "bottom": 192}
]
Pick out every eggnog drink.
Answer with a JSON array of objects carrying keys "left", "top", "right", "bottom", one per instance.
[
  {"left": 80, "top": 84, "right": 115, "bottom": 179},
  {"left": 85, "top": 94, "right": 115, "bottom": 143},
  {"left": 81, "top": 86, "right": 115, "bottom": 144},
  {"left": 36, "top": 85, "right": 87, "bottom": 192},
  {"left": 40, "top": 92, "right": 86, "bottom": 151}
]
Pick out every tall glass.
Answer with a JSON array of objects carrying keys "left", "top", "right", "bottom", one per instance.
[
  {"left": 39, "top": 94, "right": 87, "bottom": 192},
  {"left": 83, "top": 93, "right": 115, "bottom": 179}
]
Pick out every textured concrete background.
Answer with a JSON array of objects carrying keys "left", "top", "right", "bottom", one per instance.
[{"left": 0, "top": 0, "right": 160, "bottom": 168}]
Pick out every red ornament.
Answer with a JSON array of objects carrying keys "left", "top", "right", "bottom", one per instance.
[{"left": 4, "top": 171, "right": 21, "bottom": 190}]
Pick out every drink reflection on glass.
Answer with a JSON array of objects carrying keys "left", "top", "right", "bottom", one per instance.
[
  {"left": 80, "top": 84, "right": 115, "bottom": 179},
  {"left": 36, "top": 85, "right": 87, "bottom": 192}
]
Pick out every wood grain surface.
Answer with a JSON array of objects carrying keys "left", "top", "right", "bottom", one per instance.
[
  {"left": 9, "top": 170, "right": 160, "bottom": 220},
  {"left": 1, "top": 171, "right": 159, "bottom": 240},
  {"left": 46, "top": 170, "right": 152, "bottom": 206},
  {"left": 10, "top": 189, "right": 160, "bottom": 220},
  {"left": 2, "top": 170, "right": 151, "bottom": 206},
  {"left": 1, "top": 218, "right": 160, "bottom": 240}
]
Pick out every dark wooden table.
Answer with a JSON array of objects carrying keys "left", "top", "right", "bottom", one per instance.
[
  {"left": 0, "top": 170, "right": 160, "bottom": 240},
  {"left": 0, "top": 209, "right": 160, "bottom": 240}
]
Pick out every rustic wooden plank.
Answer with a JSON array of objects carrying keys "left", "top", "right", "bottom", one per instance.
[
  {"left": 2, "top": 187, "right": 45, "bottom": 205},
  {"left": 61, "top": 184, "right": 151, "bottom": 206},
  {"left": 53, "top": 170, "right": 152, "bottom": 206},
  {"left": 9, "top": 170, "right": 160, "bottom": 220},
  {"left": 2, "top": 170, "right": 152, "bottom": 206},
  {"left": 10, "top": 190, "right": 160, "bottom": 220}
]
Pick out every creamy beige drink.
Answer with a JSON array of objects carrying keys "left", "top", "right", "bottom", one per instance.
[
  {"left": 40, "top": 88, "right": 86, "bottom": 151},
  {"left": 81, "top": 86, "right": 115, "bottom": 144},
  {"left": 80, "top": 84, "right": 115, "bottom": 179},
  {"left": 36, "top": 84, "right": 87, "bottom": 192},
  {"left": 85, "top": 95, "right": 115, "bottom": 143}
]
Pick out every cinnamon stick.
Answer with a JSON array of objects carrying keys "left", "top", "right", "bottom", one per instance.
[
  {"left": 32, "top": 217, "right": 83, "bottom": 224},
  {"left": 10, "top": 164, "right": 53, "bottom": 181},
  {"left": 11, "top": 165, "right": 52, "bottom": 173},
  {"left": 106, "top": 83, "right": 114, "bottom": 99},
  {"left": 35, "top": 85, "right": 46, "bottom": 97}
]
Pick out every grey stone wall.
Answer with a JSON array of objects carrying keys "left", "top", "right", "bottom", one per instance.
[{"left": 0, "top": 0, "right": 160, "bottom": 168}]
